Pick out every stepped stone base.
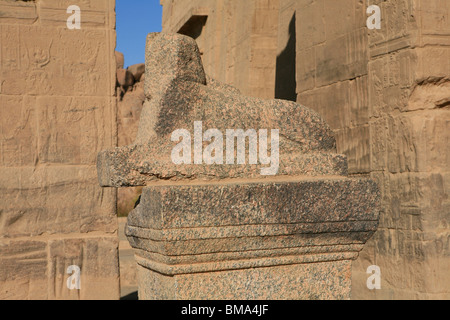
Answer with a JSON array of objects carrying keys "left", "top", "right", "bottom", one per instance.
[{"left": 125, "top": 177, "right": 380, "bottom": 300}]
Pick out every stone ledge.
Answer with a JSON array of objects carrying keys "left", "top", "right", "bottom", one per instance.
[
  {"left": 98, "top": 148, "right": 348, "bottom": 187},
  {"left": 126, "top": 220, "right": 378, "bottom": 241},
  {"left": 128, "top": 231, "right": 374, "bottom": 257},
  {"left": 135, "top": 251, "right": 359, "bottom": 276},
  {"left": 125, "top": 177, "right": 379, "bottom": 276},
  {"left": 125, "top": 177, "right": 380, "bottom": 229}
]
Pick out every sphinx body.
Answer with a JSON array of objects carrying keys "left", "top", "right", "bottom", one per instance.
[{"left": 98, "top": 33, "right": 347, "bottom": 187}]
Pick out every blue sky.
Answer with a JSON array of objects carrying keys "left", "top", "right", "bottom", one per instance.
[{"left": 116, "top": 0, "right": 163, "bottom": 68}]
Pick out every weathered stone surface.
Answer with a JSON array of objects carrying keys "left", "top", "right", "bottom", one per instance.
[
  {"left": 115, "top": 51, "right": 125, "bottom": 70},
  {"left": 0, "top": 236, "right": 119, "bottom": 300},
  {"left": 127, "top": 63, "right": 145, "bottom": 82},
  {"left": 98, "top": 33, "right": 341, "bottom": 187},
  {"left": 117, "top": 85, "right": 145, "bottom": 147},
  {"left": 98, "top": 32, "right": 380, "bottom": 300},
  {"left": 126, "top": 175, "right": 379, "bottom": 300},
  {"left": 0, "top": 24, "right": 115, "bottom": 96},
  {"left": 362, "top": 0, "right": 449, "bottom": 299},
  {"left": 0, "top": 166, "right": 117, "bottom": 237},
  {"left": 118, "top": 217, "right": 137, "bottom": 293},
  {"left": 0, "top": 0, "right": 119, "bottom": 300},
  {"left": 99, "top": 145, "right": 348, "bottom": 187},
  {"left": 125, "top": 178, "right": 379, "bottom": 272},
  {"left": 126, "top": 178, "right": 379, "bottom": 231},
  {"left": 162, "top": 0, "right": 279, "bottom": 100},
  {"left": 117, "top": 68, "right": 135, "bottom": 88},
  {"left": 137, "top": 261, "right": 352, "bottom": 300},
  {"left": 0, "top": 240, "right": 49, "bottom": 300},
  {"left": 126, "top": 176, "right": 379, "bottom": 300},
  {"left": 159, "top": 0, "right": 450, "bottom": 300}
]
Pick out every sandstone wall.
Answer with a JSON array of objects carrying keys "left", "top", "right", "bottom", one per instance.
[
  {"left": 161, "top": 0, "right": 279, "bottom": 100},
  {"left": 162, "top": 0, "right": 450, "bottom": 299},
  {"left": 292, "top": 0, "right": 449, "bottom": 300},
  {"left": 352, "top": 0, "right": 450, "bottom": 300},
  {"left": 0, "top": 0, "right": 119, "bottom": 299}
]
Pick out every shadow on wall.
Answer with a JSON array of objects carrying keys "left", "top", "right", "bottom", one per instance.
[
  {"left": 121, "top": 291, "right": 138, "bottom": 300},
  {"left": 275, "top": 13, "right": 297, "bottom": 102},
  {"left": 178, "top": 15, "right": 208, "bottom": 56}
]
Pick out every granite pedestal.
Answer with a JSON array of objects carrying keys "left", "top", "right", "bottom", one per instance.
[
  {"left": 97, "top": 32, "right": 380, "bottom": 300},
  {"left": 125, "top": 178, "right": 379, "bottom": 300}
]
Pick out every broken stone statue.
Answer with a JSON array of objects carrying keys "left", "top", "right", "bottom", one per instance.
[{"left": 97, "top": 32, "right": 380, "bottom": 300}]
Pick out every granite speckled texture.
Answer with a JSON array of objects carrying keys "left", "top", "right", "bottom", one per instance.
[
  {"left": 126, "top": 178, "right": 379, "bottom": 230},
  {"left": 97, "top": 33, "right": 342, "bottom": 187},
  {"left": 97, "top": 32, "right": 381, "bottom": 300},
  {"left": 137, "top": 261, "right": 352, "bottom": 300}
]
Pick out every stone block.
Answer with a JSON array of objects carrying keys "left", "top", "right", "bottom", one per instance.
[
  {"left": 369, "top": 117, "right": 388, "bottom": 171},
  {"left": 0, "top": 239, "right": 48, "bottom": 300},
  {"left": 368, "top": 49, "right": 417, "bottom": 118},
  {"left": 368, "top": 0, "right": 419, "bottom": 54},
  {"left": 126, "top": 179, "right": 379, "bottom": 300},
  {"left": 323, "top": 0, "right": 355, "bottom": 40},
  {"left": 36, "top": 96, "right": 115, "bottom": 165},
  {"left": 0, "top": 25, "right": 115, "bottom": 96},
  {"left": 38, "top": 0, "right": 111, "bottom": 11},
  {"left": 349, "top": 75, "right": 369, "bottom": 126},
  {"left": 298, "top": 81, "right": 352, "bottom": 130},
  {"left": 252, "top": 8, "right": 279, "bottom": 36},
  {"left": 0, "top": 0, "right": 37, "bottom": 25},
  {"left": 416, "top": 47, "right": 450, "bottom": 81},
  {"left": 419, "top": 0, "right": 450, "bottom": 35},
  {"left": 0, "top": 166, "right": 117, "bottom": 237},
  {"left": 0, "top": 95, "right": 37, "bottom": 166},
  {"left": 299, "top": 75, "right": 369, "bottom": 129},
  {"left": 47, "top": 236, "right": 119, "bottom": 300},
  {"left": 386, "top": 111, "right": 450, "bottom": 173},
  {"left": 407, "top": 77, "right": 450, "bottom": 112},
  {"left": 39, "top": 8, "right": 108, "bottom": 29},
  {"left": 296, "top": 47, "right": 316, "bottom": 92},
  {"left": 388, "top": 172, "right": 450, "bottom": 232},
  {"left": 0, "top": 236, "right": 119, "bottom": 300},
  {"left": 98, "top": 32, "right": 380, "bottom": 301},
  {"left": 335, "top": 125, "right": 370, "bottom": 174},
  {"left": 296, "top": 0, "right": 326, "bottom": 50},
  {"left": 316, "top": 28, "right": 368, "bottom": 87},
  {"left": 137, "top": 261, "right": 352, "bottom": 300},
  {"left": 126, "top": 179, "right": 379, "bottom": 231}
]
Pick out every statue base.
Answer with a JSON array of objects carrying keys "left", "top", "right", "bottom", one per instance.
[
  {"left": 136, "top": 260, "right": 352, "bottom": 300},
  {"left": 125, "top": 177, "right": 379, "bottom": 300}
]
